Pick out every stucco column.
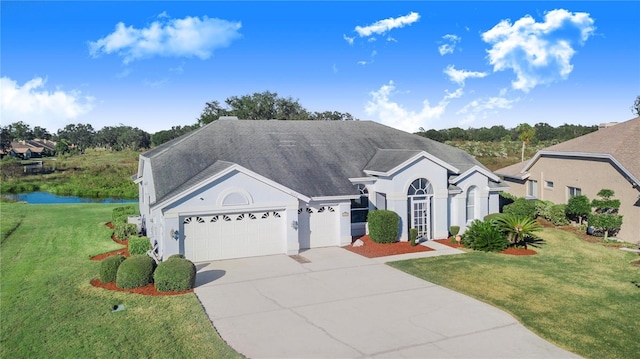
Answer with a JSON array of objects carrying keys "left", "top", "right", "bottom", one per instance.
[
  {"left": 284, "top": 206, "right": 300, "bottom": 255},
  {"left": 338, "top": 202, "right": 352, "bottom": 246}
]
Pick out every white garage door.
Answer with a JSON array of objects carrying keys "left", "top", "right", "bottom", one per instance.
[
  {"left": 183, "top": 211, "right": 285, "bottom": 262},
  {"left": 298, "top": 205, "right": 339, "bottom": 249}
]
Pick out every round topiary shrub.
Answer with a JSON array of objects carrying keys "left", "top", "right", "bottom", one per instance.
[
  {"left": 154, "top": 258, "right": 196, "bottom": 292},
  {"left": 168, "top": 254, "right": 185, "bottom": 260},
  {"left": 129, "top": 236, "right": 151, "bottom": 255},
  {"left": 116, "top": 255, "right": 156, "bottom": 289},
  {"left": 367, "top": 210, "right": 399, "bottom": 244},
  {"left": 409, "top": 228, "right": 418, "bottom": 247},
  {"left": 503, "top": 198, "right": 537, "bottom": 219},
  {"left": 100, "top": 255, "right": 126, "bottom": 283}
]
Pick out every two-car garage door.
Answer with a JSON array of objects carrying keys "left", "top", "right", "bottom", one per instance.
[{"left": 183, "top": 211, "right": 285, "bottom": 262}]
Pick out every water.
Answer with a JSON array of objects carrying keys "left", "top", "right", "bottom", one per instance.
[{"left": 2, "top": 192, "right": 137, "bottom": 204}]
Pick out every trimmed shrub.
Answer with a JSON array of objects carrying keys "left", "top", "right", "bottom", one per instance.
[
  {"left": 114, "top": 222, "right": 137, "bottom": 240},
  {"left": 462, "top": 219, "right": 509, "bottom": 252},
  {"left": 154, "top": 258, "right": 196, "bottom": 292},
  {"left": 100, "top": 255, "right": 126, "bottom": 283},
  {"left": 534, "top": 200, "right": 553, "bottom": 219},
  {"left": 566, "top": 195, "right": 591, "bottom": 224},
  {"left": 116, "top": 255, "right": 156, "bottom": 289},
  {"left": 503, "top": 198, "right": 537, "bottom": 219},
  {"left": 409, "top": 228, "right": 418, "bottom": 247},
  {"left": 367, "top": 210, "right": 399, "bottom": 244},
  {"left": 168, "top": 254, "right": 185, "bottom": 260},
  {"left": 449, "top": 226, "right": 460, "bottom": 236},
  {"left": 129, "top": 236, "right": 151, "bottom": 255}
]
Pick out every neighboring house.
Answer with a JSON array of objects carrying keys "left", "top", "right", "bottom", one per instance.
[
  {"left": 495, "top": 117, "right": 640, "bottom": 243},
  {"left": 135, "top": 119, "right": 507, "bottom": 262},
  {"left": 8, "top": 140, "right": 57, "bottom": 159}
]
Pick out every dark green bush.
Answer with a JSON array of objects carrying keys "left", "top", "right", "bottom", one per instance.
[
  {"left": 168, "top": 254, "right": 185, "bottom": 260},
  {"left": 100, "top": 255, "right": 126, "bottom": 283},
  {"left": 129, "top": 236, "right": 151, "bottom": 255},
  {"left": 112, "top": 206, "right": 137, "bottom": 224},
  {"left": 116, "top": 255, "right": 156, "bottom": 289},
  {"left": 534, "top": 200, "right": 553, "bottom": 219},
  {"left": 409, "top": 228, "right": 418, "bottom": 247},
  {"left": 154, "top": 258, "right": 196, "bottom": 292},
  {"left": 367, "top": 210, "right": 399, "bottom": 244},
  {"left": 566, "top": 195, "right": 591, "bottom": 224},
  {"left": 449, "top": 226, "right": 460, "bottom": 236},
  {"left": 462, "top": 220, "right": 509, "bottom": 252},
  {"left": 114, "top": 222, "right": 137, "bottom": 240},
  {"left": 503, "top": 198, "right": 537, "bottom": 219}
]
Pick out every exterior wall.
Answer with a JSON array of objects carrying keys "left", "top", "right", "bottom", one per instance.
[
  {"left": 152, "top": 170, "right": 300, "bottom": 259},
  {"left": 503, "top": 156, "right": 640, "bottom": 243},
  {"left": 369, "top": 157, "right": 450, "bottom": 241},
  {"left": 450, "top": 171, "right": 492, "bottom": 234}
]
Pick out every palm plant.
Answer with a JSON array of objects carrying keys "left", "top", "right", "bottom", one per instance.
[{"left": 495, "top": 214, "right": 543, "bottom": 249}]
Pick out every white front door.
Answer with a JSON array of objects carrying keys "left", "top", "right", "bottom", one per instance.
[{"left": 411, "top": 196, "right": 431, "bottom": 239}]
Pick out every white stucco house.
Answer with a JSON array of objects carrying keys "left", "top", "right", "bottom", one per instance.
[{"left": 135, "top": 118, "right": 507, "bottom": 262}]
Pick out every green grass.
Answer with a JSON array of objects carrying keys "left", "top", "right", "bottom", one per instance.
[
  {"left": 389, "top": 227, "right": 640, "bottom": 359},
  {"left": 0, "top": 202, "right": 240, "bottom": 358}
]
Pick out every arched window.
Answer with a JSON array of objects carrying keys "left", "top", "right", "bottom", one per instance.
[
  {"left": 407, "top": 178, "right": 433, "bottom": 196},
  {"left": 466, "top": 186, "right": 477, "bottom": 222},
  {"left": 222, "top": 192, "right": 249, "bottom": 206}
]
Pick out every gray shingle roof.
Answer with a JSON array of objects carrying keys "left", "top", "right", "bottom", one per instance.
[
  {"left": 496, "top": 116, "right": 640, "bottom": 182},
  {"left": 142, "top": 120, "right": 495, "bottom": 204}
]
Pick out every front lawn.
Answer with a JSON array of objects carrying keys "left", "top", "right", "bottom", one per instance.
[
  {"left": 0, "top": 202, "right": 240, "bottom": 358},
  {"left": 389, "top": 227, "right": 640, "bottom": 359}
]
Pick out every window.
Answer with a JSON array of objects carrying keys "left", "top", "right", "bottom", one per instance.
[
  {"left": 351, "top": 184, "right": 369, "bottom": 223},
  {"left": 466, "top": 186, "right": 476, "bottom": 222},
  {"left": 526, "top": 180, "right": 538, "bottom": 198},
  {"left": 568, "top": 186, "right": 581, "bottom": 198},
  {"left": 545, "top": 181, "right": 554, "bottom": 189}
]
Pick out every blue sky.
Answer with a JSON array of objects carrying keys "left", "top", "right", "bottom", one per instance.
[{"left": 1, "top": 1, "right": 639, "bottom": 134}]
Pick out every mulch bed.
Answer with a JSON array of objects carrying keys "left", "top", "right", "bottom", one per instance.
[
  {"left": 500, "top": 247, "right": 537, "bottom": 256},
  {"left": 89, "top": 222, "right": 190, "bottom": 296},
  {"left": 344, "top": 235, "right": 433, "bottom": 258},
  {"left": 90, "top": 278, "right": 193, "bottom": 296}
]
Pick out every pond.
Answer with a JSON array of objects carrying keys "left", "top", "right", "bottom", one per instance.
[{"left": 2, "top": 192, "right": 138, "bottom": 204}]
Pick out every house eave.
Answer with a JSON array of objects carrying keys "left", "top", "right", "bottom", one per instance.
[{"left": 364, "top": 151, "right": 460, "bottom": 177}]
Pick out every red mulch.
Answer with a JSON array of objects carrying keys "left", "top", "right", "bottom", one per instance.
[
  {"left": 433, "top": 238, "right": 464, "bottom": 248},
  {"left": 344, "top": 235, "right": 433, "bottom": 258},
  {"left": 90, "top": 278, "right": 193, "bottom": 296},
  {"left": 90, "top": 248, "right": 130, "bottom": 261},
  {"left": 500, "top": 247, "right": 537, "bottom": 256}
]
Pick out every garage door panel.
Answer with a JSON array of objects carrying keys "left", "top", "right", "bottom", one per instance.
[
  {"left": 299, "top": 206, "right": 339, "bottom": 249},
  {"left": 183, "top": 210, "right": 284, "bottom": 262}
]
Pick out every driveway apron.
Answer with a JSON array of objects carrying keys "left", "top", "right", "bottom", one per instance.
[{"left": 194, "top": 247, "right": 580, "bottom": 358}]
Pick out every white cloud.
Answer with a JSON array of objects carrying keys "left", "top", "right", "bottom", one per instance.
[
  {"left": 481, "top": 9, "right": 595, "bottom": 92},
  {"left": 438, "top": 34, "right": 460, "bottom": 55},
  {"left": 343, "top": 34, "right": 354, "bottom": 45},
  {"left": 444, "top": 65, "right": 488, "bottom": 86},
  {"left": 355, "top": 12, "right": 420, "bottom": 37},
  {"left": 365, "top": 81, "right": 456, "bottom": 132},
  {"left": 89, "top": 14, "right": 242, "bottom": 64},
  {"left": 357, "top": 50, "right": 377, "bottom": 66},
  {"left": 456, "top": 94, "right": 518, "bottom": 125},
  {"left": 0, "top": 77, "right": 95, "bottom": 131}
]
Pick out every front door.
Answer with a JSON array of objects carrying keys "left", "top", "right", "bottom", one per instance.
[{"left": 411, "top": 196, "right": 431, "bottom": 239}]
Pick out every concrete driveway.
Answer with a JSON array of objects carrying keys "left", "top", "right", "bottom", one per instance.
[{"left": 194, "top": 246, "right": 580, "bottom": 358}]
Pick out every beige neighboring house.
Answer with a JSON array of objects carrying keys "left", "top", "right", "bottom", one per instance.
[{"left": 495, "top": 117, "right": 639, "bottom": 243}]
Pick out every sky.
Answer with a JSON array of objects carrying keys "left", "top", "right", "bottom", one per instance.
[{"left": 1, "top": 1, "right": 639, "bottom": 135}]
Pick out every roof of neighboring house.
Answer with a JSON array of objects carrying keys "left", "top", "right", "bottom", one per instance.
[
  {"left": 143, "top": 120, "right": 502, "bottom": 205},
  {"left": 28, "top": 139, "right": 57, "bottom": 151},
  {"left": 495, "top": 116, "right": 640, "bottom": 184}
]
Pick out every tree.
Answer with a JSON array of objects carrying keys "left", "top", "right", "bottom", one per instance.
[
  {"left": 57, "top": 123, "right": 95, "bottom": 153},
  {"left": 633, "top": 95, "right": 640, "bottom": 117},
  {"left": 587, "top": 189, "right": 623, "bottom": 239},
  {"left": 198, "top": 100, "right": 230, "bottom": 125},
  {"left": 0, "top": 126, "right": 12, "bottom": 152},
  {"left": 151, "top": 125, "right": 198, "bottom": 146},
  {"left": 33, "top": 126, "right": 52, "bottom": 140},
  {"left": 516, "top": 123, "right": 536, "bottom": 162},
  {"left": 565, "top": 195, "right": 591, "bottom": 225},
  {"left": 96, "top": 125, "right": 150, "bottom": 151},
  {"left": 8, "top": 121, "right": 34, "bottom": 140}
]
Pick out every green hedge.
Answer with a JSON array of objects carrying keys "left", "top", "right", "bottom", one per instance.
[
  {"left": 100, "top": 255, "right": 126, "bottom": 283},
  {"left": 547, "top": 204, "right": 569, "bottom": 226},
  {"left": 168, "top": 254, "right": 185, "bottom": 260},
  {"left": 114, "top": 222, "right": 137, "bottom": 241},
  {"left": 409, "top": 228, "right": 418, "bottom": 247},
  {"left": 112, "top": 206, "right": 137, "bottom": 224},
  {"left": 154, "top": 258, "right": 196, "bottom": 292},
  {"left": 503, "top": 198, "right": 537, "bottom": 219},
  {"left": 367, "top": 210, "right": 399, "bottom": 244},
  {"left": 129, "top": 236, "right": 151, "bottom": 255},
  {"left": 116, "top": 255, "right": 156, "bottom": 289}
]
